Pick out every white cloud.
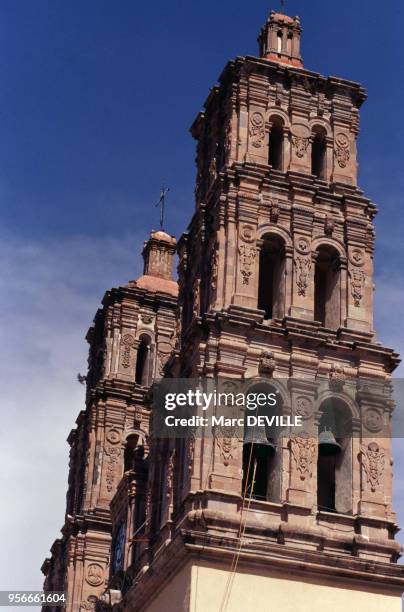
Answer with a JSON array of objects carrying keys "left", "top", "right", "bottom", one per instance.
[
  {"left": 1, "top": 231, "right": 404, "bottom": 598},
  {"left": 0, "top": 232, "right": 143, "bottom": 592}
]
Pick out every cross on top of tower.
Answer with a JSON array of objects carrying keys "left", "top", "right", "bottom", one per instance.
[{"left": 155, "top": 186, "right": 169, "bottom": 230}]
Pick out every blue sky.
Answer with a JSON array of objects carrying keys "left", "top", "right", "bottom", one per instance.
[{"left": 0, "top": 0, "right": 403, "bottom": 596}]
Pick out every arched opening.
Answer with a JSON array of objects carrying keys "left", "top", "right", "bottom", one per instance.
[
  {"left": 286, "top": 33, "right": 292, "bottom": 55},
  {"left": 268, "top": 118, "right": 284, "bottom": 170},
  {"left": 258, "top": 234, "right": 286, "bottom": 320},
  {"left": 314, "top": 245, "right": 341, "bottom": 328},
  {"left": 311, "top": 126, "right": 327, "bottom": 179},
  {"left": 124, "top": 434, "right": 144, "bottom": 471},
  {"left": 277, "top": 31, "right": 283, "bottom": 53},
  {"left": 317, "top": 398, "right": 352, "bottom": 514},
  {"left": 135, "top": 335, "right": 152, "bottom": 386},
  {"left": 242, "top": 384, "right": 282, "bottom": 502}
]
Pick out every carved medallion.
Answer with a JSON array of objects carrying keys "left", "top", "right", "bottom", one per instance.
[
  {"left": 106, "top": 428, "right": 121, "bottom": 445},
  {"left": 295, "top": 236, "right": 311, "bottom": 255},
  {"left": 335, "top": 133, "right": 350, "bottom": 168},
  {"left": 249, "top": 111, "right": 265, "bottom": 148},
  {"left": 240, "top": 224, "right": 255, "bottom": 243},
  {"left": 363, "top": 409, "right": 383, "bottom": 433},
  {"left": 295, "top": 396, "right": 312, "bottom": 419},
  {"left": 349, "top": 248, "right": 365, "bottom": 267},
  {"left": 86, "top": 563, "right": 104, "bottom": 587}
]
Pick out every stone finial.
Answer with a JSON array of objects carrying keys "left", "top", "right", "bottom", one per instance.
[{"left": 258, "top": 10, "right": 303, "bottom": 68}]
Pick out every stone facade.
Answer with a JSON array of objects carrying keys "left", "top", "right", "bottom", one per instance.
[
  {"left": 41, "top": 231, "right": 177, "bottom": 611},
  {"left": 43, "top": 10, "right": 404, "bottom": 612}
]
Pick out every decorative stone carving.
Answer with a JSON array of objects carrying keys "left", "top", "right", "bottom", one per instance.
[
  {"left": 335, "top": 133, "right": 350, "bottom": 168},
  {"left": 121, "top": 334, "right": 136, "bottom": 369},
  {"left": 363, "top": 409, "right": 383, "bottom": 433},
  {"left": 361, "top": 442, "right": 385, "bottom": 492},
  {"left": 238, "top": 244, "right": 257, "bottom": 285},
  {"left": 295, "top": 256, "right": 312, "bottom": 297},
  {"left": 240, "top": 224, "right": 255, "bottom": 243},
  {"left": 295, "top": 236, "right": 311, "bottom": 255},
  {"left": 140, "top": 313, "right": 153, "bottom": 324},
  {"left": 329, "top": 363, "right": 345, "bottom": 391},
  {"left": 215, "top": 434, "right": 237, "bottom": 467},
  {"left": 295, "top": 396, "right": 312, "bottom": 419},
  {"left": 324, "top": 215, "right": 334, "bottom": 236},
  {"left": 211, "top": 245, "right": 218, "bottom": 293},
  {"left": 80, "top": 595, "right": 98, "bottom": 611},
  {"left": 249, "top": 111, "right": 265, "bottom": 148},
  {"left": 270, "top": 199, "right": 280, "bottom": 223},
  {"left": 86, "top": 563, "right": 104, "bottom": 587},
  {"left": 187, "top": 434, "right": 196, "bottom": 476},
  {"left": 349, "top": 268, "right": 365, "bottom": 306},
  {"left": 104, "top": 446, "right": 122, "bottom": 492},
  {"left": 291, "top": 135, "right": 310, "bottom": 158},
  {"left": 166, "top": 450, "right": 175, "bottom": 499},
  {"left": 290, "top": 437, "right": 317, "bottom": 481},
  {"left": 192, "top": 278, "right": 200, "bottom": 317},
  {"left": 349, "top": 248, "right": 365, "bottom": 267},
  {"left": 259, "top": 350, "right": 276, "bottom": 376},
  {"left": 106, "top": 428, "right": 121, "bottom": 445}
]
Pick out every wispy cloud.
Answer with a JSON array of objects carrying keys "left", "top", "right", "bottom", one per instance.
[
  {"left": 0, "top": 231, "right": 143, "bottom": 590},
  {"left": 1, "top": 230, "right": 404, "bottom": 593}
]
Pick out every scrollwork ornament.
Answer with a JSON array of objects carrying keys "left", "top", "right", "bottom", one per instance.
[
  {"left": 290, "top": 437, "right": 317, "bottom": 481},
  {"left": 80, "top": 596, "right": 97, "bottom": 611},
  {"left": 291, "top": 135, "right": 310, "bottom": 158},
  {"left": 121, "top": 334, "right": 136, "bottom": 369},
  {"left": 361, "top": 442, "right": 385, "bottom": 492},
  {"left": 295, "top": 256, "right": 312, "bottom": 297},
  {"left": 249, "top": 111, "right": 265, "bottom": 148},
  {"left": 349, "top": 268, "right": 365, "bottom": 306},
  {"left": 238, "top": 244, "right": 257, "bottom": 285},
  {"left": 335, "top": 133, "right": 350, "bottom": 168}
]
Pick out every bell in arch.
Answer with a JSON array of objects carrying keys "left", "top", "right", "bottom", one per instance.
[
  {"left": 243, "top": 424, "right": 276, "bottom": 458},
  {"left": 318, "top": 427, "right": 341, "bottom": 456}
]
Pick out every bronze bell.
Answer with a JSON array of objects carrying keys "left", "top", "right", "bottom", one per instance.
[
  {"left": 318, "top": 428, "right": 341, "bottom": 456},
  {"left": 243, "top": 425, "right": 276, "bottom": 458}
]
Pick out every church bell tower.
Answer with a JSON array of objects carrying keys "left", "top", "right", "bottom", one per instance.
[
  {"left": 43, "top": 9, "right": 404, "bottom": 612},
  {"left": 107, "top": 9, "right": 404, "bottom": 612}
]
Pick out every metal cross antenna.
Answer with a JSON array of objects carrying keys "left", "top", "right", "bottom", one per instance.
[{"left": 155, "top": 186, "right": 169, "bottom": 229}]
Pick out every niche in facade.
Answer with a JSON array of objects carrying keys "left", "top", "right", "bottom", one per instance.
[
  {"left": 314, "top": 245, "right": 341, "bottom": 328},
  {"left": 258, "top": 234, "right": 286, "bottom": 320}
]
